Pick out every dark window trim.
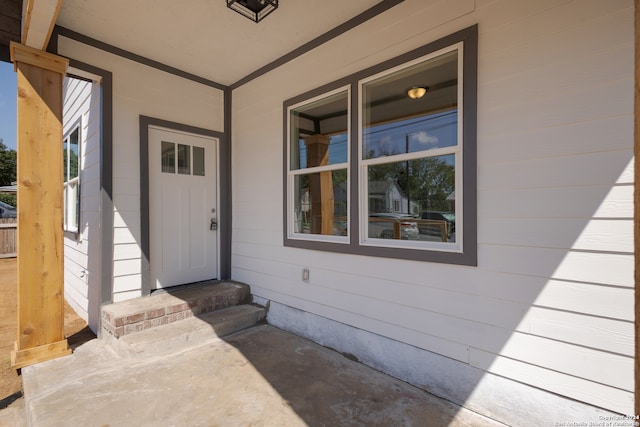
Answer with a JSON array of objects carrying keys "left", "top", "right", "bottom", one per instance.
[{"left": 283, "top": 25, "right": 477, "bottom": 266}]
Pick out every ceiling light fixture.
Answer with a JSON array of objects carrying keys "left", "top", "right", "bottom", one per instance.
[
  {"left": 407, "top": 86, "right": 428, "bottom": 99},
  {"left": 227, "top": 0, "right": 278, "bottom": 23}
]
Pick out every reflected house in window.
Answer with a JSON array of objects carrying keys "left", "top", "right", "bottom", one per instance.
[
  {"left": 368, "top": 179, "right": 419, "bottom": 214},
  {"left": 299, "top": 181, "right": 348, "bottom": 235},
  {"left": 446, "top": 190, "right": 455, "bottom": 213}
]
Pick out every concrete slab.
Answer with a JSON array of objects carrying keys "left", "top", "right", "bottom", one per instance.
[
  {"left": 0, "top": 396, "right": 26, "bottom": 427},
  {"left": 22, "top": 325, "right": 505, "bottom": 426}
]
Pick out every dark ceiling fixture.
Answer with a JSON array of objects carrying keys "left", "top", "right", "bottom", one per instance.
[{"left": 227, "top": 0, "right": 278, "bottom": 23}]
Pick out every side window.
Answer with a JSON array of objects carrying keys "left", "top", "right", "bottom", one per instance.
[
  {"left": 284, "top": 26, "right": 477, "bottom": 265},
  {"left": 63, "top": 127, "right": 80, "bottom": 233}
]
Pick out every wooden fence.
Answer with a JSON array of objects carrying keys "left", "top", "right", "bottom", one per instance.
[{"left": 0, "top": 218, "right": 17, "bottom": 258}]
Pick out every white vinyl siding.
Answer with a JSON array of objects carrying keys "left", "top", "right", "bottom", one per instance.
[
  {"left": 58, "top": 36, "right": 225, "bottom": 302},
  {"left": 231, "top": 0, "right": 633, "bottom": 419},
  {"left": 62, "top": 76, "right": 100, "bottom": 330}
]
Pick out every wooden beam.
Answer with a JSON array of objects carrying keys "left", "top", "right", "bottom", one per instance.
[
  {"left": 304, "top": 135, "right": 334, "bottom": 235},
  {"left": 21, "top": 0, "right": 62, "bottom": 50},
  {"left": 635, "top": 0, "right": 639, "bottom": 418},
  {"left": 9, "top": 41, "right": 67, "bottom": 73},
  {"left": 9, "top": 41, "right": 70, "bottom": 369}
]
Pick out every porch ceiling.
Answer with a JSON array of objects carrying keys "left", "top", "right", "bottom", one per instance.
[
  {"left": 0, "top": 0, "right": 21, "bottom": 51},
  {"left": 55, "top": 0, "right": 383, "bottom": 86}
]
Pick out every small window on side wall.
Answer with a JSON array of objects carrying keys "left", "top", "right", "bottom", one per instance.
[
  {"left": 63, "top": 127, "right": 80, "bottom": 234},
  {"left": 284, "top": 26, "right": 477, "bottom": 265}
]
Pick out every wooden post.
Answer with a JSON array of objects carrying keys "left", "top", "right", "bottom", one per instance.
[
  {"left": 635, "top": 0, "right": 639, "bottom": 418},
  {"left": 304, "top": 135, "right": 334, "bottom": 235},
  {"left": 9, "top": 42, "right": 71, "bottom": 369}
]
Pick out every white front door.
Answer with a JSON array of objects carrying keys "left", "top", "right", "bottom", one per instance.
[{"left": 149, "top": 127, "right": 218, "bottom": 289}]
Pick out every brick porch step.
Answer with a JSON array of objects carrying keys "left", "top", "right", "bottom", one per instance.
[
  {"left": 109, "top": 304, "right": 266, "bottom": 358},
  {"left": 101, "top": 281, "right": 252, "bottom": 339}
]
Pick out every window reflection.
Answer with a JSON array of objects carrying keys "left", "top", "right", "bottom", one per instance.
[
  {"left": 290, "top": 90, "right": 349, "bottom": 170},
  {"left": 294, "top": 169, "right": 348, "bottom": 236},
  {"left": 361, "top": 49, "right": 459, "bottom": 244},
  {"left": 161, "top": 141, "right": 175, "bottom": 173},
  {"left": 193, "top": 146, "right": 205, "bottom": 176},
  {"left": 367, "top": 155, "right": 456, "bottom": 242},
  {"left": 177, "top": 144, "right": 190, "bottom": 175}
]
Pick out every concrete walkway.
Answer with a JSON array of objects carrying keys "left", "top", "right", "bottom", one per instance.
[{"left": 17, "top": 324, "right": 504, "bottom": 427}]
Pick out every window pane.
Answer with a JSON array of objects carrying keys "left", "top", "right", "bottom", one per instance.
[
  {"left": 63, "top": 140, "right": 69, "bottom": 181},
  {"left": 293, "top": 169, "right": 348, "bottom": 236},
  {"left": 162, "top": 141, "right": 175, "bottom": 173},
  {"left": 363, "top": 50, "right": 458, "bottom": 160},
  {"left": 290, "top": 90, "right": 348, "bottom": 170},
  {"left": 69, "top": 128, "right": 79, "bottom": 179},
  {"left": 193, "top": 146, "right": 205, "bottom": 176},
  {"left": 367, "top": 154, "right": 455, "bottom": 242},
  {"left": 178, "top": 144, "right": 190, "bottom": 175}
]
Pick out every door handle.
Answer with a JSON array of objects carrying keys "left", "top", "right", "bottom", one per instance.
[{"left": 210, "top": 218, "right": 217, "bottom": 231}]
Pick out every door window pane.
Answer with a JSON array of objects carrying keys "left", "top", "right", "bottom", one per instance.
[
  {"left": 162, "top": 141, "right": 175, "bottom": 173},
  {"left": 193, "top": 146, "right": 205, "bottom": 176},
  {"left": 178, "top": 144, "right": 190, "bottom": 175}
]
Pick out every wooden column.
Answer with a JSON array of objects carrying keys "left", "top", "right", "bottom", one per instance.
[
  {"left": 9, "top": 42, "right": 71, "bottom": 369},
  {"left": 303, "top": 135, "right": 334, "bottom": 235}
]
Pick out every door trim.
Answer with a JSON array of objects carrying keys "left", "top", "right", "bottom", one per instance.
[{"left": 139, "top": 116, "right": 227, "bottom": 296}]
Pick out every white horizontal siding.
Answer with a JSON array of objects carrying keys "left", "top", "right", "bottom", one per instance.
[
  {"left": 479, "top": 150, "right": 633, "bottom": 190},
  {"left": 230, "top": 0, "right": 633, "bottom": 417},
  {"left": 113, "top": 243, "right": 142, "bottom": 261},
  {"left": 523, "top": 307, "right": 633, "bottom": 356},
  {"left": 59, "top": 35, "right": 225, "bottom": 301},
  {"left": 479, "top": 185, "right": 633, "bottom": 219},
  {"left": 469, "top": 350, "right": 633, "bottom": 415},
  {"left": 112, "top": 289, "right": 142, "bottom": 303},
  {"left": 63, "top": 76, "right": 101, "bottom": 330},
  {"left": 113, "top": 274, "right": 143, "bottom": 294},
  {"left": 480, "top": 218, "right": 632, "bottom": 252}
]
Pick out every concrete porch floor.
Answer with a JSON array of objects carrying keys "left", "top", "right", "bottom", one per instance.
[{"left": 18, "top": 323, "right": 505, "bottom": 427}]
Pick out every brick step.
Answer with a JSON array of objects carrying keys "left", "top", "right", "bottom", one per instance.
[
  {"left": 101, "top": 281, "right": 251, "bottom": 339},
  {"left": 109, "top": 304, "right": 267, "bottom": 358}
]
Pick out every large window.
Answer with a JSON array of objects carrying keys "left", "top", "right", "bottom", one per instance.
[
  {"left": 284, "top": 26, "right": 477, "bottom": 265},
  {"left": 63, "top": 127, "right": 80, "bottom": 234}
]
